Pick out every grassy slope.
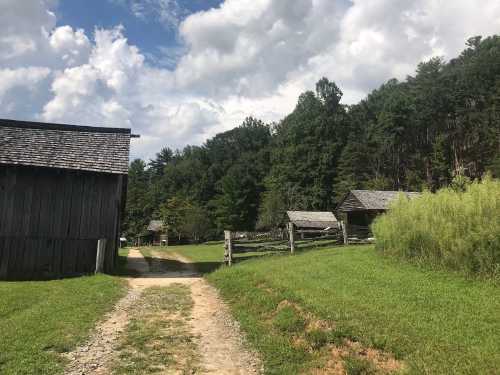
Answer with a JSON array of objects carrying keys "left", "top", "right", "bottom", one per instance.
[
  {"left": 194, "top": 245, "right": 500, "bottom": 374},
  {"left": 0, "top": 262, "right": 127, "bottom": 374}
]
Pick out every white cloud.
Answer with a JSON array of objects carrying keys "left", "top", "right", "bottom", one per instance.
[
  {"left": 49, "top": 26, "right": 91, "bottom": 67},
  {"left": 0, "top": 67, "right": 51, "bottom": 100},
  {"left": 1, "top": 0, "right": 500, "bottom": 160}
]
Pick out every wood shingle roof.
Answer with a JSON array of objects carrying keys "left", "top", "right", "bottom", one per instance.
[
  {"left": 287, "top": 211, "right": 338, "bottom": 229},
  {"left": 337, "top": 190, "right": 421, "bottom": 211},
  {"left": 0, "top": 119, "right": 132, "bottom": 174}
]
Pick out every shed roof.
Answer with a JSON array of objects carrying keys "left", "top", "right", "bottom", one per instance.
[
  {"left": 338, "top": 190, "right": 421, "bottom": 211},
  {"left": 287, "top": 211, "right": 338, "bottom": 229},
  {"left": 0, "top": 119, "right": 132, "bottom": 174},
  {"left": 147, "top": 220, "right": 165, "bottom": 232}
]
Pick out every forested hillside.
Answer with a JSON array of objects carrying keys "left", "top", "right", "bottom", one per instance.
[{"left": 124, "top": 36, "right": 500, "bottom": 241}]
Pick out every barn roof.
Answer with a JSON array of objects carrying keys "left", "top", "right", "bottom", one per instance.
[
  {"left": 287, "top": 211, "right": 338, "bottom": 229},
  {"left": 337, "top": 190, "right": 421, "bottom": 211},
  {"left": 0, "top": 119, "right": 132, "bottom": 174},
  {"left": 147, "top": 220, "right": 165, "bottom": 232}
]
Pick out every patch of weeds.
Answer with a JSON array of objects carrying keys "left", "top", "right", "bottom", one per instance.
[
  {"left": 326, "top": 329, "right": 348, "bottom": 346},
  {"left": 112, "top": 284, "right": 200, "bottom": 375},
  {"left": 273, "top": 305, "right": 306, "bottom": 334},
  {"left": 305, "top": 329, "right": 329, "bottom": 350},
  {"left": 344, "top": 355, "right": 378, "bottom": 375}
]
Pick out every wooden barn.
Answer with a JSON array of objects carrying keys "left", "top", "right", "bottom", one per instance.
[
  {"left": 0, "top": 119, "right": 134, "bottom": 280},
  {"left": 146, "top": 220, "right": 168, "bottom": 246},
  {"left": 336, "top": 190, "right": 421, "bottom": 243}
]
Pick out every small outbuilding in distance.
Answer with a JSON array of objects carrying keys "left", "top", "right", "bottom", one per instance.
[
  {"left": 146, "top": 220, "right": 168, "bottom": 246},
  {"left": 286, "top": 211, "right": 340, "bottom": 252},
  {"left": 286, "top": 211, "right": 339, "bottom": 233},
  {"left": 0, "top": 119, "right": 135, "bottom": 280},
  {"left": 336, "top": 190, "right": 421, "bottom": 244}
]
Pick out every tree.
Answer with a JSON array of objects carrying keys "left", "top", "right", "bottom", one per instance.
[
  {"left": 123, "top": 159, "right": 150, "bottom": 238},
  {"left": 159, "top": 196, "right": 191, "bottom": 242},
  {"left": 149, "top": 147, "right": 173, "bottom": 179},
  {"left": 123, "top": 36, "right": 500, "bottom": 241}
]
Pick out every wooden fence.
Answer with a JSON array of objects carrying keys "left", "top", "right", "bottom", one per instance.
[{"left": 224, "top": 225, "right": 342, "bottom": 265}]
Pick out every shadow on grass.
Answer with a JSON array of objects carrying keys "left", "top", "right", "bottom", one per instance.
[{"left": 144, "top": 255, "right": 221, "bottom": 276}]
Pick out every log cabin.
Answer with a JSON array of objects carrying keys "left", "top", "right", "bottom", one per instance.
[{"left": 336, "top": 190, "right": 421, "bottom": 244}]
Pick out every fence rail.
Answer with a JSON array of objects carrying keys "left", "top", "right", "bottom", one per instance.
[{"left": 224, "top": 225, "right": 342, "bottom": 265}]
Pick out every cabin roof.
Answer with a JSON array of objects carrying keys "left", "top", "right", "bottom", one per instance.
[
  {"left": 337, "top": 190, "right": 421, "bottom": 211},
  {"left": 0, "top": 119, "right": 132, "bottom": 174},
  {"left": 287, "top": 211, "right": 338, "bottom": 229},
  {"left": 147, "top": 220, "right": 165, "bottom": 232}
]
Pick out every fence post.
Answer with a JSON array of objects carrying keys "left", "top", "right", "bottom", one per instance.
[
  {"left": 224, "top": 230, "right": 233, "bottom": 266},
  {"left": 288, "top": 222, "right": 295, "bottom": 254},
  {"left": 341, "top": 220, "right": 348, "bottom": 245},
  {"left": 95, "top": 239, "right": 107, "bottom": 273}
]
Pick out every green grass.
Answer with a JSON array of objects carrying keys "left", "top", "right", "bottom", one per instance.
[
  {"left": 140, "top": 242, "right": 280, "bottom": 274},
  {"left": 114, "top": 247, "right": 130, "bottom": 275},
  {"left": 0, "top": 274, "right": 126, "bottom": 375},
  {"left": 145, "top": 243, "right": 276, "bottom": 273},
  {"left": 206, "top": 245, "right": 500, "bottom": 374}
]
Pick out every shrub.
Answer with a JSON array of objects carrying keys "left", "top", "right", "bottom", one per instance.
[{"left": 372, "top": 177, "right": 500, "bottom": 276}]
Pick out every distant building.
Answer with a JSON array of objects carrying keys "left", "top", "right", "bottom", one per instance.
[
  {"left": 0, "top": 119, "right": 134, "bottom": 280},
  {"left": 147, "top": 220, "right": 168, "bottom": 246},
  {"left": 336, "top": 190, "right": 421, "bottom": 243},
  {"left": 286, "top": 211, "right": 339, "bottom": 231}
]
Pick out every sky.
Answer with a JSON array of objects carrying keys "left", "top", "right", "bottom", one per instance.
[{"left": 1, "top": 1, "right": 500, "bottom": 161}]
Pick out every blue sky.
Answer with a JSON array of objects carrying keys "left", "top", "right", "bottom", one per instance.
[
  {"left": 1, "top": 0, "right": 499, "bottom": 159},
  {"left": 56, "top": 0, "right": 223, "bottom": 68}
]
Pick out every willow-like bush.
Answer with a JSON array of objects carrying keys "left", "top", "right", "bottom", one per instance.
[{"left": 372, "top": 177, "right": 500, "bottom": 276}]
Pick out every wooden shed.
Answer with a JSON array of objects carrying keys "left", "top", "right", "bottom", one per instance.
[
  {"left": 147, "top": 220, "right": 168, "bottom": 246},
  {"left": 286, "top": 211, "right": 339, "bottom": 231},
  {"left": 336, "top": 190, "right": 421, "bottom": 243},
  {"left": 0, "top": 119, "right": 133, "bottom": 280}
]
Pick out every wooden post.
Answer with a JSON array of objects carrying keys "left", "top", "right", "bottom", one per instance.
[
  {"left": 95, "top": 239, "right": 107, "bottom": 273},
  {"left": 224, "top": 230, "right": 233, "bottom": 266},
  {"left": 288, "top": 222, "right": 295, "bottom": 254},
  {"left": 341, "top": 220, "right": 348, "bottom": 245}
]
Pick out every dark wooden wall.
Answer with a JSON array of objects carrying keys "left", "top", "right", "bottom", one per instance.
[{"left": 0, "top": 165, "right": 124, "bottom": 280}]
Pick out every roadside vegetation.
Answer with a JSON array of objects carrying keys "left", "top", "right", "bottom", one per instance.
[
  {"left": 196, "top": 245, "right": 500, "bottom": 374},
  {"left": 373, "top": 177, "right": 500, "bottom": 277},
  {"left": 0, "top": 274, "right": 126, "bottom": 375}
]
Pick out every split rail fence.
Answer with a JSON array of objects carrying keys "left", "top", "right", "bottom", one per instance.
[{"left": 224, "top": 224, "right": 342, "bottom": 265}]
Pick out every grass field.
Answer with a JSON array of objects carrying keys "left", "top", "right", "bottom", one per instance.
[
  {"left": 0, "top": 257, "right": 127, "bottom": 375},
  {"left": 151, "top": 243, "right": 277, "bottom": 273},
  {"left": 167, "top": 243, "right": 500, "bottom": 374}
]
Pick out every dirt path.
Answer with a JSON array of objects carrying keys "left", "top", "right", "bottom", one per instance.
[{"left": 63, "top": 248, "right": 262, "bottom": 375}]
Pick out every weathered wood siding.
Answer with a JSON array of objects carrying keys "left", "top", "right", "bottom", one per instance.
[
  {"left": 337, "top": 192, "right": 365, "bottom": 211},
  {"left": 0, "top": 165, "right": 124, "bottom": 280}
]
